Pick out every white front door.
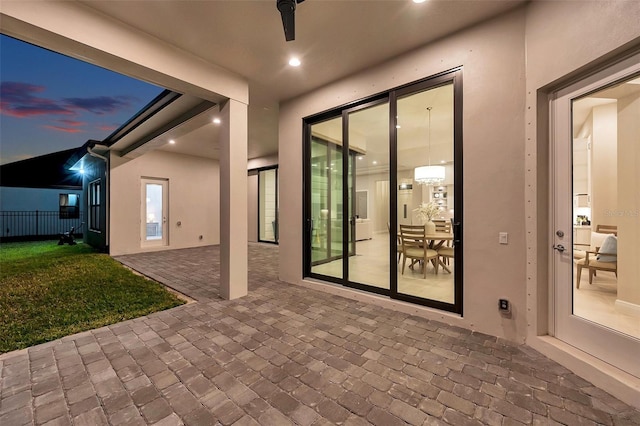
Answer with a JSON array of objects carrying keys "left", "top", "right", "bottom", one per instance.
[
  {"left": 142, "top": 178, "right": 168, "bottom": 247},
  {"left": 551, "top": 53, "right": 640, "bottom": 378}
]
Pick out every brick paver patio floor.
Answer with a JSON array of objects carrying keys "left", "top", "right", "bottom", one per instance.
[{"left": 1, "top": 243, "right": 639, "bottom": 425}]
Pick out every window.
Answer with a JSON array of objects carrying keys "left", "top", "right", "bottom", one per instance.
[
  {"left": 59, "top": 193, "right": 79, "bottom": 219},
  {"left": 88, "top": 180, "right": 101, "bottom": 231}
]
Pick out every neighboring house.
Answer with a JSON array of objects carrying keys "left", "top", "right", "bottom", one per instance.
[
  {"left": 1, "top": 1, "right": 639, "bottom": 407},
  {"left": 0, "top": 148, "right": 84, "bottom": 241}
]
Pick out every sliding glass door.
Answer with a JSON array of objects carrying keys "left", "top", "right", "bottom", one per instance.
[{"left": 304, "top": 69, "right": 463, "bottom": 313}]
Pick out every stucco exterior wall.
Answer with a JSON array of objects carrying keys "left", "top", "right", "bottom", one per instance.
[
  {"left": 109, "top": 150, "right": 220, "bottom": 256},
  {"left": 279, "top": 8, "right": 527, "bottom": 340}
]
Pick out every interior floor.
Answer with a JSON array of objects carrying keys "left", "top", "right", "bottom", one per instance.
[
  {"left": 573, "top": 263, "right": 639, "bottom": 339},
  {"left": 312, "top": 232, "right": 455, "bottom": 304}
]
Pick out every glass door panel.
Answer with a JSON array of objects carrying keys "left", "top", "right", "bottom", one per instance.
[
  {"left": 310, "top": 117, "right": 344, "bottom": 280},
  {"left": 396, "top": 83, "right": 455, "bottom": 304},
  {"left": 571, "top": 75, "right": 640, "bottom": 341},
  {"left": 348, "top": 102, "right": 390, "bottom": 290},
  {"left": 142, "top": 178, "right": 168, "bottom": 247},
  {"left": 259, "top": 168, "right": 278, "bottom": 243}
]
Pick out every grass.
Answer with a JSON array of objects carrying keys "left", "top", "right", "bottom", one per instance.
[{"left": 0, "top": 241, "right": 185, "bottom": 353}]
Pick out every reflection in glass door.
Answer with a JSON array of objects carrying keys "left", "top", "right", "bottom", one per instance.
[
  {"left": 309, "top": 117, "right": 344, "bottom": 280},
  {"left": 142, "top": 178, "right": 168, "bottom": 247},
  {"left": 553, "top": 55, "right": 640, "bottom": 377}
]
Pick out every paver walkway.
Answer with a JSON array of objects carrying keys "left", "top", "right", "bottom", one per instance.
[{"left": 1, "top": 243, "right": 638, "bottom": 425}]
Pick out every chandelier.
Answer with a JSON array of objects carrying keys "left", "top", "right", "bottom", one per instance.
[{"left": 414, "top": 106, "right": 445, "bottom": 185}]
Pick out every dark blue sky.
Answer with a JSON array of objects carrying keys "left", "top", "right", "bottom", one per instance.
[{"left": 0, "top": 34, "right": 163, "bottom": 165}]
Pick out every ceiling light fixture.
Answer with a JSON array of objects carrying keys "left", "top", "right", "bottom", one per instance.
[
  {"left": 213, "top": 118, "right": 221, "bottom": 124},
  {"left": 414, "top": 107, "right": 445, "bottom": 185},
  {"left": 413, "top": 0, "right": 427, "bottom": 3},
  {"left": 169, "top": 139, "right": 176, "bottom": 145},
  {"left": 289, "top": 57, "right": 301, "bottom": 67}
]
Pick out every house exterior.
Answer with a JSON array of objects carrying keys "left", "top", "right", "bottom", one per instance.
[
  {"left": 1, "top": 0, "right": 639, "bottom": 408},
  {"left": 0, "top": 148, "right": 84, "bottom": 240}
]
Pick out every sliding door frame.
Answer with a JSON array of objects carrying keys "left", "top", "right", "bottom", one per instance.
[{"left": 303, "top": 67, "right": 464, "bottom": 314}]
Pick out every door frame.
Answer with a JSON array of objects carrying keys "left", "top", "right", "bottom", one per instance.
[
  {"left": 303, "top": 67, "right": 464, "bottom": 314},
  {"left": 550, "top": 52, "right": 640, "bottom": 377}
]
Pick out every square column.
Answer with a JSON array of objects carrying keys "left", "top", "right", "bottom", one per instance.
[{"left": 219, "top": 99, "right": 248, "bottom": 299}]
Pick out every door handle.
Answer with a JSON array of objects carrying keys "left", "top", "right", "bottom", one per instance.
[{"left": 552, "top": 244, "right": 566, "bottom": 252}]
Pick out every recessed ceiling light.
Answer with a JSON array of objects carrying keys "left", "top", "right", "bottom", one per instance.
[
  {"left": 372, "top": 161, "right": 378, "bottom": 165},
  {"left": 169, "top": 139, "right": 176, "bottom": 144},
  {"left": 213, "top": 118, "right": 221, "bottom": 124},
  {"left": 289, "top": 57, "right": 301, "bottom": 67},
  {"left": 358, "top": 156, "right": 363, "bottom": 160},
  {"left": 413, "top": 0, "right": 427, "bottom": 3}
]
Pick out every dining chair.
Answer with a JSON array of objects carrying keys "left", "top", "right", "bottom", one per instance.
[
  {"left": 399, "top": 224, "right": 439, "bottom": 278},
  {"left": 387, "top": 222, "right": 402, "bottom": 264},
  {"left": 575, "top": 232, "right": 617, "bottom": 287},
  {"left": 437, "top": 246, "right": 454, "bottom": 273}
]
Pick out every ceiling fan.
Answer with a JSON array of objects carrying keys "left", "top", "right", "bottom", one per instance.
[{"left": 277, "top": 0, "right": 305, "bottom": 42}]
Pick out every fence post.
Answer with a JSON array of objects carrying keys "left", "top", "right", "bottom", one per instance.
[{"left": 36, "top": 210, "right": 39, "bottom": 236}]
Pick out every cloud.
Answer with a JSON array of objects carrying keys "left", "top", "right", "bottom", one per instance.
[
  {"left": 0, "top": 81, "right": 139, "bottom": 120},
  {"left": 58, "top": 119, "right": 86, "bottom": 127},
  {"left": 0, "top": 82, "right": 74, "bottom": 118},
  {"left": 43, "top": 125, "right": 84, "bottom": 134},
  {"left": 97, "top": 124, "right": 119, "bottom": 132},
  {"left": 63, "top": 95, "right": 136, "bottom": 115}
]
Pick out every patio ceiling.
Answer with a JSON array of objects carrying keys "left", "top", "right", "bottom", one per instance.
[{"left": 76, "top": 0, "right": 526, "bottom": 161}]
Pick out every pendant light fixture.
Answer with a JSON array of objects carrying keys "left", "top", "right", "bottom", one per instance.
[{"left": 414, "top": 106, "right": 445, "bottom": 185}]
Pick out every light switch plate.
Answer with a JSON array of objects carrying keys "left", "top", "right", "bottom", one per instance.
[{"left": 499, "top": 232, "right": 508, "bottom": 244}]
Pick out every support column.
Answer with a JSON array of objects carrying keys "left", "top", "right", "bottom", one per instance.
[{"left": 220, "top": 99, "right": 248, "bottom": 299}]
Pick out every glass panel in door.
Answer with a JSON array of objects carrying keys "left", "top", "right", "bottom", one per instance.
[
  {"left": 347, "top": 102, "right": 390, "bottom": 290},
  {"left": 142, "top": 178, "right": 168, "bottom": 246},
  {"left": 396, "top": 83, "right": 455, "bottom": 304},
  {"left": 259, "top": 168, "right": 278, "bottom": 243},
  {"left": 310, "top": 118, "right": 344, "bottom": 280},
  {"left": 571, "top": 75, "right": 640, "bottom": 341}
]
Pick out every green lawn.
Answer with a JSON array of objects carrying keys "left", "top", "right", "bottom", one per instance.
[{"left": 0, "top": 241, "right": 185, "bottom": 353}]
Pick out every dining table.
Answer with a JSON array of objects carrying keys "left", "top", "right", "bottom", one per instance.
[{"left": 397, "top": 230, "right": 453, "bottom": 274}]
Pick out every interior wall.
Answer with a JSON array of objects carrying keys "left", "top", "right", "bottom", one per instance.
[
  {"left": 591, "top": 104, "right": 618, "bottom": 229},
  {"left": 109, "top": 150, "right": 220, "bottom": 256},
  {"left": 280, "top": 8, "right": 527, "bottom": 340},
  {"left": 617, "top": 92, "right": 640, "bottom": 308}
]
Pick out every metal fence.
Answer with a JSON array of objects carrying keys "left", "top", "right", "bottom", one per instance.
[{"left": 0, "top": 211, "right": 84, "bottom": 242}]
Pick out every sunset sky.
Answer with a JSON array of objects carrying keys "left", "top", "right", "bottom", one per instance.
[{"left": 0, "top": 34, "right": 163, "bottom": 165}]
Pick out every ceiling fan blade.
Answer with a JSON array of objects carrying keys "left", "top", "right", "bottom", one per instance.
[
  {"left": 281, "top": 10, "right": 295, "bottom": 41},
  {"left": 277, "top": 0, "right": 301, "bottom": 42}
]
